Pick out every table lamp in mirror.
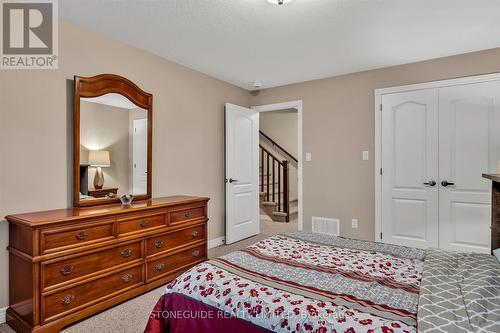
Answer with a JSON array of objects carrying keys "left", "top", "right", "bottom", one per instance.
[{"left": 89, "top": 150, "right": 111, "bottom": 189}]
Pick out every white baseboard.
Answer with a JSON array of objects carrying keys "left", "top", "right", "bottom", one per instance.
[
  {"left": 0, "top": 307, "right": 6, "bottom": 324},
  {"left": 208, "top": 236, "right": 225, "bottom": 249}
]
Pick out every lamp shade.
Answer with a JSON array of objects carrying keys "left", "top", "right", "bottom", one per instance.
[{"left": 89, "top": 150, "right": 111, "bottom": 167}]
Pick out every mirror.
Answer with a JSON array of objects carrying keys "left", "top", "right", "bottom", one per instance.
[{"left": 74, "top": 74, "right": 152, "bottom": 206}]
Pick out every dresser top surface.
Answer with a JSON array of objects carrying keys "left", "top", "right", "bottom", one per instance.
[
  {"left": 483, "top": 173, "right": 500, "bottom": 183},
  {"left": 5, "top": 195, "right": 209, "bottom": 226}
]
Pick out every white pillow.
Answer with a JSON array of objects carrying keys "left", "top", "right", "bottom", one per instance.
[{"left": 493, "top": 248, "right": 500, "bottom": 262}]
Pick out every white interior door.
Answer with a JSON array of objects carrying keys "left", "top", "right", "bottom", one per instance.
[
  {"left": 381, "top": 89, "right": 439, "bottom": 249},
  {"left": 438, "top": 81, "right": 500, "bottom": 253},
  {"left": 133, "top": 118, "right": 148, "bottom": 195},
  {"left": 225, "top": 103, "right": 260, "bottom": 244}
]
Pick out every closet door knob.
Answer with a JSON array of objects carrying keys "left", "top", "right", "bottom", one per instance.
[
  {"left": 423, "top": 180, "right": 436, "bottom": 187},
  {"left": 441, "top": 180, "right": 455, "bottom": 187}
]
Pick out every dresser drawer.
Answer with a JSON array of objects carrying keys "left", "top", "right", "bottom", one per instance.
[
  {"left": 41, "top": 221, "right": 115, "bottom": 253},
  {"left": 168, "top": 205, "right": 205, "bottom": 225},
  {"left": 118, "top": 213, "right": 165, "bottom": 235},
  {"left": 147, "top": 244, "right": 206, "bottom": 281},
  {"left": 42, "top": 241, "right": 142, "bottom": 289},
  {"left": 42, "top": 265, "right": 143, "bottom": 322},
  {"left": 146, "top": 224, "right": 205, "bottom": 257}
]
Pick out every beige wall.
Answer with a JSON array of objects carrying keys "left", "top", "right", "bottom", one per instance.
[
  {"left": 0, "top": 20, "right": 250, "bottom": 309},
  {"left": 251, "top": 47, "right": 500, "bottom": 240},
  {"left": 260, "top": 109, "right": 298, "bottom": 201},
  {"left": 260, "top": 109, "right": 298, "bottom": 157}
]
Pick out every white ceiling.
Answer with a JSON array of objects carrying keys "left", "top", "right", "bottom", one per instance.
[
  {"left": 81, "top": 93, "right": 139, "bottom": 109},
  {"left": 60, "top": 0, "right": 500, "bottom": 90}
]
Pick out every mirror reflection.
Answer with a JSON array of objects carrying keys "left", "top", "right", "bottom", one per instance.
[{"left": 79, "top": 93, "right": 148, "bottom": 201}]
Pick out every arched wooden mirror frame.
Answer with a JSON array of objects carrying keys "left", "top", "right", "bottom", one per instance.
[{"left": 73, "top": 74, "right": 153, "bottom": 207}]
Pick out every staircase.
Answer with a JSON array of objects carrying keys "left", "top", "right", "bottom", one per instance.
[{"left": 259, "top": 142, "right": 297, "bottom": 222}]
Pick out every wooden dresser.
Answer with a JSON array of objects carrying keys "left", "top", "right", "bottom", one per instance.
[
  {"left": 6, "top": 196, "right": 209, "bottom": 333},
  {"left": 483, "top": 174, "right": 500, "bottom": 252}
]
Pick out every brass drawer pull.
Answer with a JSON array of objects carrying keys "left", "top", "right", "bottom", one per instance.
[
  {"left": 75, "top": 231, "right": 87, "bottom": 241},
  {"left": 184, "top": 212, "right": 191, "bottom": 219},
  {"left": 60, "top": 294, "right": 75, "bottom": 305},
  {"left": 154, "top": 240, "right": 164, "bottom": 249},
  {"left": 191, "top": 230, "right": 199, "bottom": 237},
  {"left": 60, "top": 265, "right": 74, "bottom": 276},
  {"left": 121, "top": 248, "right": 132, "bottom": 258},
  {"left": 140, "top": 220, "right": 149, "bottom": 228},
  {"left": 155, "top": 263, "right": 165, "bottom": 272},
  {"left": 121, "top": 274, "right": 132, "bottom": 283},
  {"left": 192, "top": 250, "right": 200, "bottom": 257}
]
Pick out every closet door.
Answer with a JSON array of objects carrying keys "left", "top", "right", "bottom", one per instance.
[
  {"left": 381, "top": 89, "right": 439, "bottom": 249},
  {"left": 438, "top": 81, "right": 500, "bottom": 253}
]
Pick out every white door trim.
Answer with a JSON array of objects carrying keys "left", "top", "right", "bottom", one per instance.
[
  {"left": 251, "top": 100, "right": 303, "bottom": 231},
  {"left": 375, "top": 71, "right": 500, "bottom": 242},
  {"left": 375, "top": 72, "right": 500, "bottom": 96}
]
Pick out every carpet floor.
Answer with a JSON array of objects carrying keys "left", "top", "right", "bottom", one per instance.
[{"left": 0, "top": 217, "right": 296, "bottom": 333}]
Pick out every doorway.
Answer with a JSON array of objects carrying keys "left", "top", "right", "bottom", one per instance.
[
  {"left": 257, "top": 108, "right": 300, "bottom": 235},
  {"left": 224, "top": 101, "right": 303, "bottom": 245}
]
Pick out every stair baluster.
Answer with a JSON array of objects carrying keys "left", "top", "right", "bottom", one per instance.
[
  {"left": 283, "top": 160, "right": 289, "bottom": 222},
  {"left": 259, "top": 144, "right": 290, "bottom": 222},
  {"left": 261, "top": 148, "right": 264, "bottom": 192},
  {"left": 266, "top": 153, "right": 270, "bottom": 202},
  {"left": 272, "top": 159, "right": 276, "bottom": 203},
  {"left": 278, "top": 161, "right": 281, "bottom": 211}
]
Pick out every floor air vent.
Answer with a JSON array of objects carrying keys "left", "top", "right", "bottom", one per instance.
[{"left": 312, "top": 216, "right": 340, "bottom": 236}]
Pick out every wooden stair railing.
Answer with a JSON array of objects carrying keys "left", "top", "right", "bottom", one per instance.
[
  {"left": 260, "top": 144, "right": 290, "bottom": 222},
  {"left": 260, "top": 131, "right": 298, "bottom": 163}
]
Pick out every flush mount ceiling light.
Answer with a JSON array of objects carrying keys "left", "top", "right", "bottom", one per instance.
[{"left": 267, "top": 0, "right": 293, "bottom": 5}]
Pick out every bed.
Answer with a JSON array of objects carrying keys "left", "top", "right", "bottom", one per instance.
[{"left": 145, "top": 231, "right": 500, "bottom": 333}]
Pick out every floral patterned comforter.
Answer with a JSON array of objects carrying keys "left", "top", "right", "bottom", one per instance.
[{"left": 148, "top": 231, "right": 425, "bottom": 333}]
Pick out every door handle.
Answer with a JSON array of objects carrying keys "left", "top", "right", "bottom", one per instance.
[
  {"left": 229, "top": 178, "right": 239, "bottom": 183},
  {"left": 441, "top": 180, "right": 455, "bottom": 187},
  {"left": 423, "top": 180, "right": 436, "bottom": 187}
]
